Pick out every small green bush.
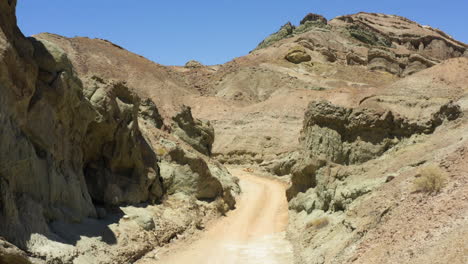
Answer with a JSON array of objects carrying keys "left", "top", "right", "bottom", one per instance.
[{"left": 414, "top": 164, "right": 448, "bottom": 193}]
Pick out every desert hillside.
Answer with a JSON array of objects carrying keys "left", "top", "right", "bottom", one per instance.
[{"left": 1, "top": 2, "right": 467, "bottom": 264}]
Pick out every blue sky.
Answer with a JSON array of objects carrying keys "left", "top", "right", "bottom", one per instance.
[{"left": 17, "top": 0, "right": 468, "bottom": 66}]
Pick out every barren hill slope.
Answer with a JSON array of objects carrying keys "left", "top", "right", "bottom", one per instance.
[{"left": 39, "top": 12, "right": 467, "bottom": 166}]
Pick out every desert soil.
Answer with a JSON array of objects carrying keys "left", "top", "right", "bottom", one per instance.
[{"left": 151, "top": 168, "right": 294, "bottom": 264}]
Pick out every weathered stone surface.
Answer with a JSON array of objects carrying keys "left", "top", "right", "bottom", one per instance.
[
  {"left": 300, "top": 13, "right": 328, "bottom": 25},
  {"left": 261, "top": 152, "right": 299, "bottom": 176},
  {"left": 139, "top": 98, "right": 164, "bottom": 129},
  {"left": 286, "top": 157, "right": 326, "bottom": 200},
  {"left": 285, "top": 46, "right": 311, "bottom": 64},
  {"left": 255, "top": 22, "right": 295, "bottom": 50},
  {"left": 402, "top": 54, "right": 438, "bottom": 76},
  {"left": 346, "top": 52, "right": 367, "bottom": 65},
  {"left": 81, "top": 77, "right": 163, "bottom": 205},
  {"left": 318, "top": 48, "right": 337, "bottom": 62},
  {"left": 185, "top": 60, "right": 204, "bottom": 68},
  {"left": 172, "top": 105, "right": 215, "bottom": 156},
  {"left": 368, "top": 48, "right": 402, "bottom": 75},
  {"left": 300, "top": 101, "right": 461, "bottom": 165},
  {"left": 157, "top": 138, "right": 239, "bottom": 208},
  {"left": 0, "top": 3, "right": 99, "bottom": 246}
]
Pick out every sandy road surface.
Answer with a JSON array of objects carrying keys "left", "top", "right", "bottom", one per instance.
[{"left": 153, "top": 168, "right": 294, "bottom": 264}]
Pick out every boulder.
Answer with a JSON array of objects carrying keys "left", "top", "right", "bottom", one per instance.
[
  {"left": 285, "top": 46, "right": 311, "bottom": 64},
  {"left": 172, "top": 105, "right": 215, "bottom": 156}
]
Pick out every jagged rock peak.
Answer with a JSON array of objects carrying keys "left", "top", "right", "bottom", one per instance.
[{"left": 300, "top": 13, "right": 327, "bottom": 25}]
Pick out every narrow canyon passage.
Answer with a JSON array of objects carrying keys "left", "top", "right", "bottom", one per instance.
[{"left": 153, "top": 168, "right": 294, "bottom": 264}]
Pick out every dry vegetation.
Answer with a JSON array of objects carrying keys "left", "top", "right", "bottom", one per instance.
[
  {"left": 306, "top": 217, "right": 329, "bottom": 229},
  {"left": 414, "top": 164, "right": 448, "bottom": 193}
]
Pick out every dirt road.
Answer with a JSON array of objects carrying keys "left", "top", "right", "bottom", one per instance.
[{"left": 153, "top": 168, "right": 293, "bottom": 264}]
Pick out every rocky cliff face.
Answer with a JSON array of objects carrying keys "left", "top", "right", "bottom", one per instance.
[
  {"left": 1, "top": 0, "right": 96, "bottom": 247},
  {"left": 284, "top": 60, "right": 467, "bottom": 264},
  {"left": 0, "top": 2, "right": 238, "bottom": 262}
]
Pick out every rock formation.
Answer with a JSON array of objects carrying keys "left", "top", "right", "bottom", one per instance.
[
  {"left": 0, "top": 1, "right": 238, "bottom": 262},
  {"left": 1, "top": 2, "right": 468, "bottom": 263},
  {"left": 172, "top": 105, "right": 215, "bottom": 156},
  {"left": 285, "top": 46, "right": 312, "bottom": 63}
]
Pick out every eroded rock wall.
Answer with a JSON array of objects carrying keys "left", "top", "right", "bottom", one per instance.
[{"left": 0, "top": 3, "right": 238, "bottom": 259}]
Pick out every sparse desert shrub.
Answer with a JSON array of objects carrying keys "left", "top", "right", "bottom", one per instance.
[
  {"left": 414, "top": 164, "right": 448, "bottom": 193},
  {"left": 306, "top": 217, "right": 329, "bottom": 229},
  {"left": 156, "top": 147, "right": 167, "bottom": 156}
]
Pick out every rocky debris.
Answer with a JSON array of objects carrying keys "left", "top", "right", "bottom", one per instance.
[
  {"left": 300, "top": 13, "right": 328, "bottom": 25},
  {"left": 185, "top": 60, "right": 204, "bottom": 69},
  {"left": 285, "top": 46, "right": 312, "bottom": 64},
  {"left": 172, "top": 105, "right": 215, "bottom": 156}
]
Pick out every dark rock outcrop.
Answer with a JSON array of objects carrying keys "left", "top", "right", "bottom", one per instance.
[
  {"left": 172, "top": 105, "right": 215, "bottom": 156},
  {"left": 300, "top": 100, "right": 461, "bottom": 165},
  {"left": 255, "top": 22, "right": 295, "bottom": 50},
  {"left": 300, "top": 13, "right": 328, "bottom": 25},
  {"left": 81, "top": 78, "right": 163, "bottom": 205}
]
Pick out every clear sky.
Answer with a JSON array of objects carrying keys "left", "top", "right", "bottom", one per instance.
[{"left": 17, "top": 0, "right": 468, "bottom": 66}]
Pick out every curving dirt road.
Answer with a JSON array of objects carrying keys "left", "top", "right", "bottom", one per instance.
[{"left": 154, "top": 168, "right": 293, "bottom": 264}]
